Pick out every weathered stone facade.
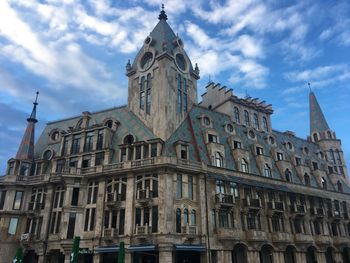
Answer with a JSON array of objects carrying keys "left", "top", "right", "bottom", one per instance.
[{"left": 0, "top": 7, "right": 350, "bottom": 263}]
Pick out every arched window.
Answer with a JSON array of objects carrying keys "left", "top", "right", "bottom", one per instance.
[
  {"left": 321, "top": 177, "right": 327, "bottom": 190},
  {"left": 285, "top": 169, "right": 292, "bottom": 182},
  {"left": 146, "top": 74, "right": 152, "bottom": 114},
  {"left": 183, "top": 209, "right": 189, "bottom": 225},
  {"left": 234, "top": 107, "right": 240, "bottom": 124},
  {"left": 244, "top": 110, "right": 250, "bottom": 126},
  {"left": 254, "top": 113, "right": 259, "bottom": 129},
  {"left": 327, "top": 131, "right": 332, "bottom": 139},
  {"left": 183, "top": 78, "right": 187, "bottom": 112},
  {"left": 190, "top": 210, "right": 196, "bottom": 226},
  {"left": 177, "top": 74, "right": 182, "bottom": 113},
  {"left": 304, "top": 174, "right": 311, "bottom": 186},
  {"left": 215, "top": 152, "right": 223, "bottom": 168},
  {"left": 336, "top": 150, "right": 342, "bottom": 164},
  {"left": 123, "top": 134, "right": 134, "bottom": 145},
  {"left": 176, "top": 208, "right": 181, "bottom": 233},
  {"left": 263, "top": 117, "right": 269, "bottom": 132},
  {"left": 264, "top": 164, "right": 271, "bottom": 177},
  {"left": 313, "top": 133, "right": 318, "bottom": 142},
  {"left": 337, "top": 181, "right": 343, "bottom": 192},
  {"left": 139, "top": 76, "right": 145, "bottom": 110},
  {"left": 330, "top": 149, "right": 335, "bottom": 164},
  {"left": 241, "top": 159, "right": 248, "bottom": 173}
]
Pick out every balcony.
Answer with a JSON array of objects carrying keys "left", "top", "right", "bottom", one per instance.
[
  {"left": 314, "top": 235, "right": 332, "bottom": 245},
  {"left": 343, "top": 212, "right": 349, "bottom": 219},
  {"left": 333, "top": 236, "right": 350, "bottom": 246},
  {"left": 216, "top": 228, "right": 244, "bottom": 241},
  {"left": 135, "top": 224, "right": 152, "bottom": 236},
  {"left": 267, "top": 201, "right": 284, "bottom": 213},
  {"left": 28, "top": 201, "right": 43, "bottom": 214},
  {"left": 271, "top": 232, "right": 292, "bottom": 243},
  {"left": 137, "top": 189, "right": 153, "bottom": 205},
  {"left": 243, "top": 198, "right": 262, "bottom": 210},
  {"left": 182, "top": 225, "right": 197, "bottom": 236},
  {"left": 103, "top": 228, "right": 118, "bottom": 240},
  {"left": 131, "top": 158, "right": 155, "bottom": 167},
  {"left": 246, "top": 230, "right": 268, "bottom": 242},
  {"left": 327, "top": 210, "right": 341, "bottom": 220},
  {"left": 309, "top": 207, "right": 325, "bottom": 218},
  {"left": 20, "top": 233, "right": 34, "bottom": 242},
  {"left": 294, "top": 233, "right": 313, "bottom": 244},
  {"left": 106, "top": 193, "right": 122, "bottom": 207},
  {"left": 215, "top": 193, "right": 234, "bottom": 207},
  {"left": 290, "top": 204, "right": 306, "bottom": 216}
]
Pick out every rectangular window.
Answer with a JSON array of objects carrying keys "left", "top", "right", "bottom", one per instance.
[
  {"left": 82, "top": 155, "right": 91, "bottom": 168},
  {"left": 0, "top": 191, "right": 6, "bottom": 210},
  {"left": 150, "top": 143, "right": 157, "bottom": 157},
  {"left": 180, "top": 145, "right": 188, "bottom": 159},
  {"left": 84, "top": 208, "right": 96, "bottom": 231},
  {"left": 87, "top": 182, "right": 98, "bottom": 204},
  {"left": 135, "top": 146, "right": 142, "bottom": 160},
  {"left": 256, "top": 146, "right": 264, "bottom": 155},
  {"left": 143, "top": 145, "right": 149, "bottom": 158},
  {"left": 152, "top": 206, "right": 158, "bottom": 233},
  {"left": 55, "top": 212, "right": 61, "bottom": 233},
  {"left": 13, "top": 191, "right": 23, "bottom": 210},
  {"left": 312, "top": 162, "right": 319, "bottom": 170},
  {"left": 69, "top": 157, "right": 78, "bottom": 168},
  {"left": 62, "top": 137, "right": 69, "bottom": 155},
  {"left": 19, "top": 163, "right": 30, "bottom": 176},
  {"left": 95, "top": 152, "right": 105, "bottom": 166},
  {"left": 84, "top": 132, "right": 94, "bottom": 152},
  {"left": 146, "top": 89, "right": 151, "bottom": 114},
  {"left": 188, "top": 176, "right": 193, "bottom": 200},
  {"left": 233, "top": 141, "right": 241, "bottom": 149},
  {"left": 96, "top": 129, "right": 104, "bottom": 150},
  {"left": 295, "top": 157, "right": 302, "bottom": 166},
  {"left": 135, "top": 208, "right": 141, "bottom": 226},
  {"left": 71, "top": 134, "right": 81, "bottom": 154},
  {"left": 8, "top": 218, "right": 18, "bottom": 235},
  {"left": 277, "top": 152, "right": 284, "bottom": 161},
  {"left": 119, "top": 209, "right": 125, "bottom": 235},
  {"left": 208, "top": 134, "right": 218, "bottom": 143},
  {"left": 56, "top": 159, "right": 65, "bottom": 173},
  {"left": 71, "top": 188, "right": 79, "bottom": 206},
  {"left": 35, "top": 162, "right": 42, "bottom": 175},
  {"left": 120, "top": 148, "right": 127, "bottom": 162},
  {"left": 67, "top": 213, "right": 76, "bottom": 239},
  {"left": 176, "top": 174, "right": 182, "bottom": 199}
]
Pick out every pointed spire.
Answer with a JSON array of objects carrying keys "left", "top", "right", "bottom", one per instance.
[
  {"left": 16, "top": 92, "right": 39, "bottom": 160},
  {"left": 309, "top": 90, "right": 330, "bottom": 134},
  {"left": 158, "top": 4, "right": 168, "bottom": 21}
]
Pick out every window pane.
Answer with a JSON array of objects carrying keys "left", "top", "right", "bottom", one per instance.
[
  {"left": 8, "top": 218, "right": 18, "bottom": 235},
  {"left": 13, "top": 191, "right": 23, "bottom": 210}
]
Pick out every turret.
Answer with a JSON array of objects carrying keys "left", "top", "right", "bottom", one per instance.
[
  {"left": 6, "top": 92, "right": 39, "bottom": 177},
  {"left": 126, "top": 5, "right": 199, "bottom": 140}
]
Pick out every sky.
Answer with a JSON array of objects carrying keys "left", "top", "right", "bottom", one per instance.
[{"left": 0, "top": 0, "right": 350, "bottom": 174}]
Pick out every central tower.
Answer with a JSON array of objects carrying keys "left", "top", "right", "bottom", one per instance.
[{"left": 126, "top": 6, "right": 200, "bottom": 140}]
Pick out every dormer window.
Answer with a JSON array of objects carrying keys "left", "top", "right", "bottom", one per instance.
[
  {"left": 214, "top": 152, "right": 223, "bottom": 167},
  {"left": 233, "top": 141, "right": 241, "bottom": 149},
  {"left": 7, "top": 162, "right": 15, "bottom": 175},
  {"left": 321, "top": 177, "right": 327, "bottom": 190},
  {"left": 203, "top": 116, "right": 210, "bottom": 126},
  {"left": 295, "top": 157, "right": 302, "bottom": 166},
  {"left": 285, "top": 169, "right": 292, "bottom": 182},
  {"left": 19, "top": 163, "right": 30, "bottom": 176},
  {"left": 208, "top": 133, "right": 218, "bottom": 143},
  {"left": 106, "top": 120, "right": 113, "bottom": 129},
  {"left": 180, "top": 145, "right": 188, "bottom": 159},
  {"left": 277, "top": 152, "right": 284, "bottom": 161},
  {"left": 264, "top": 164, "right": 272, "bottom": 177},
  {"left": 304, "top": 174, "right": 311, "bottom": 186},
  {"left": 256, "top": 146, "right": 264, "bottom": 155},
  {"left": 312, "top": 162, "right": 318, "bottom": 170},
  {"left": 71, "top": 134, "right": 81, "bottom": 154},
  {"left": 150, "top": 143, "right": 157, "bottom": 157},
  {"left": 51, "top": 131, "right": 60, "bottom": 141}
]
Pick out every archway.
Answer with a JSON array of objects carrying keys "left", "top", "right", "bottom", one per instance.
[
  {"left": 342, "top": 247, "right": 350, "bottom": 263},
  {"left": 306, "top": 246, "right": 317, "bottom": 263},
  {"left": 325, "top": 247, "right": 335, "bottom": 263},
  {"left": 23, "top": 250, "right": 38, "bottom": 263},
  {"left": 232, "top": 243, "right": 247, "bottom": 263},
  {"left": 260, "top": 244, "right": 274, "bottom": 263},
  {"left": 284, "top": 245, "right": 297, "bottom": 263}
]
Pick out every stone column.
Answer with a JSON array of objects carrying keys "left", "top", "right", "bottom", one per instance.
[
  {"left": 295, "top": 252, "right": 306, "bottom": 263},
  {"left": 247, "top": 250, "right": 260, "bottom": 262},
  {"left": 125, "top": 252, "right": 132, "bottom": 263},
  {"left": 125, "top": 172, "right": 135, "bottom": 236},
  {"left": 94, "top": 180, "right": 105, "bottom": 238},
  {"left": 273, "top": 251, "right": 285, "bottom": 263},
  {"left": 217, "top": 250, "right": 232, "bottom": 263},
  {"left": 93, "top": 253, "right": 101, "bottom": 263}
]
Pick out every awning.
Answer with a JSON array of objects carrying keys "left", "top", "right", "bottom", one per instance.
[
  {"left": 175, "top": 244, "right": 206, "bottom": 252},
  {"left": 94, "top": 246, "right": 119, "bottom": 253},
  {"left": 208, "top": 173, "right": 291, "bottom": 192},
  {"left": 127, "top": 245, "right": 157, "bottom": 252}
]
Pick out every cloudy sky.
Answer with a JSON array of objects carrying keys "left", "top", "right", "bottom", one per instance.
[{"left": 0, "top": 0, "right": 350, "bottom": 173}]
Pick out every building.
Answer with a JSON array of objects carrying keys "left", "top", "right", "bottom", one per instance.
[{"left": 0, "top": 6, "right": 350, "bottom": 263}]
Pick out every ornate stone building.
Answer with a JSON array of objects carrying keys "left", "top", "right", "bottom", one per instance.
[{"left": 0, "top": 7, "right": 350, "bottom": 263}]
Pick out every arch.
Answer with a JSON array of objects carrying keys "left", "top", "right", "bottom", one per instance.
[
  {"left": 325, "top": 247, "right": 335, "bottom": 263},
  {"left": 342, "top": 247, "right": 350, "bottom": 263},
  {"left": 183, "top": 208, "right": 189, "bottom": 225},
  {"left": 284, "top": 245, "right": 297, "bottom": 263},
  {"left": 232, "top": 243, "right": 248, "bottom": 263},
  {"left": 306, "top": 246, "right": 317, "bottom": 263},
  {"left": 123, "top": 134, "right": 134, "bottom": 145},
  {"left": 260, "top": 244, "right": 274, "bottom": 263},
  {"left": 313, "top": 132, "right": 318, "bottom": 142},
  {"left": 263, "top": 116, "right": 269, "bottom": 132}
]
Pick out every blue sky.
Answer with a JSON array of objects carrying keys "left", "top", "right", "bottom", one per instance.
[{"left": 0, "top": 0, "right": 350, "bottom": 174}]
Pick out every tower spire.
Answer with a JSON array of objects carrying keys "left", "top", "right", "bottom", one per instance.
[
  {"left": 15, "top": 91, "right": 39, "bottom": 160},
  {"left": 309, "top": 90, "right": 330, "bottom": 134},
  {"left": 158, "top": 4, "right": 168, "bottom": 20}
]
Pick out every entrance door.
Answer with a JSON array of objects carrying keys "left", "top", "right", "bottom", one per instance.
[
  {"left": 176, "top": 251, "right": 201, "bottom": 263},
  {"left": 133, "top": 252, "right": 159, "bottom": 263}
]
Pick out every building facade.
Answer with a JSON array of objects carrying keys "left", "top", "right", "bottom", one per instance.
[{"left": 0, "top": 7, "right": 350, "bottom": 263}]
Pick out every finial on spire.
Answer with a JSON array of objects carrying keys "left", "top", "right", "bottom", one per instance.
[
  {"left": 126, "top": 59, "right": 132, "bottom": 71},
  {"left": 308, "top": 82, "right": 311, "bottom": 92},
  {"left": 158, "top": 4, "right": 168, "bottom": 20},
  {"left": 27, "top": 91, "right": 39, "bottom": 123}
]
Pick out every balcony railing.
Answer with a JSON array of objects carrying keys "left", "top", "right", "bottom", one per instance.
[
  {"left": 290, "top": 204, "right": 305, "bottom": 214},
  {"left": 104, "top": 228, "right": 118, "bottom": 239},
  {"left": 244, "top": 198, "right": 261, "bottom": 209},
  {"left": 267, "top": 201, "right": 284, "bottom": 211},
  {"left": 215, "top": 193, "right": 234, "bottom": 206},
  {"left": 135, "top": 224, "right": 152, "bottom": 235},
  {"left": 28, "top": 201, "right": 43, "bottom": 211},
  {"left": 137, "top": 188, "right": 153, "bottom": 200},
  {"left": 182, "top": 225, "right": 197, "bottom": 235},
  {"left": 106, "top": 193, "right": 122, "bottom": 206}
]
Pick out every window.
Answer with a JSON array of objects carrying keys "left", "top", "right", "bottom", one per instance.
[
  {"left": 203, "top": 117, "right": 210, "bottom": 126},
  {"left": 150, "top": 143, "right": 157, "bottom": 157},
  {"left": 226, "top": 124, "right": 234, "bottom": 133},
  {"left": 69, "top": 157, "right": 78, "bottom": 168},
  {"left": 312, "top": 162, "right": 318, "bottom": 170},
  {"left": 304, "top": 174, "right": 311, "bottom": 186},
  {"left": 82, "top": 155, "right": 91, "bottom": 168},
  {"left": 229, "top": 182, "right": 239, "bottom": 197},
  {"left": 119, "top": 209, "right": 125, "bottom": 235},
  {"left": 268, "top": 136, "right": 275, "bottom": 145},
  {"left": 62, "top": 136, "right": 69, "bottom": 155},
  {"left": 183, "top": 78, "right": 187, "bottom": 112},
  {"left": 241, "top": 159, "right": 248, "bottom": 173},
  {"left": 19, "top": 163, "right": 30, "bottom": 176},
  {"left": 71, "top": 188, "right": 79, "bottom": 206},
  {"left": 272, "top": 215, "right": 281, "bottom": 232},
  {"left": 56, "top": 159, "right": 65, "bottom": 173},
  {"left": 277, "top": 152, "right": 284, "bottom": 161},
  {"left": 233, "top": 140, "right": 241, "bottom": 149},
  {"left": 106, "top": 177, "right": 127, "bottom": 201},
  {"left": 146, "top": 74, "right": 152, "bottom": 114},
  {"left": 177, "top": 74, "right": 182, "bottom": 113},
  {"left": 218, "top": 209, "right": 233, "bottom": 228},
  {"left": 313, "top": 133, "right": 318, "bottom": 142},
  {"left": 67, "top": 213, "right": 76, "bottom": 239},
  {"left": 216, "top": 180, "right": 225, "bottom": 194},
  {"left": 134, "top": 206, "right": 158, "bottom": 233},
  {"left": 71, "top": 134, "right": 81, "bottom": 154},
  {"left": 215, "top": 152, "right": 223, "bottom": 167},
  {"left": 176, "top": 174, "right": 182, "bottom": 198},
  {"left": 53, "top": 186, "right": 64, "bottom": 209},
  {"left": 337, "top": 181, "right": 343, "bottom": 192},
  {"left": 106, "top": 120, "right": 113, "bottom": 129},
  {"left": 184, "top": 209, "right": 189, "bottom": 225},
  {"left": 190, "top": 210, "right": 196, "bottom": 226},
  {"left": 244, "top": 110, "right": 250, "bottom": 126},
  {"left": 286, "top": 142, "right": 293, "bottom": 150},
  {"left": 208, "top": 133, "right": 218, "bottom": 143},
  {"left": 295, "top": 157, "right": 302, "bottom": 166},
  {"left": 263, "top": 117, "right": 268, "bottom": 132},
  {"left": 264, "top": 164, "right": 271, "bottom": 177},
  {"left": 136, "top": 174, "right": 158, "bottom": 198},
  {"left": 176, "top": 208, "right": 181, "bottom": 233},
  {"left": 285, "top": 169, "right": 292, "bottom": 182},
  {"left": 336, "top": 150, "right": 342, "bottom": 164},
  {"left": 0, "top": 190, "right": 6, "bottom": 210},
  {"left": 84, "top": 208, "right": 96, "bottom": 231},
  {"left": 50, "top": 211, "right": 62, "bottom": 234},
  {"left": 188, "top": 176, "right": 193, "bottom": 200},
  {"left": 180, "top": 145, "right": 188, "bottom": 159},
  {"left": 84, "top": 132, "right": 94, "bottom": 152},
  {"left": 135, "top": 145, "right": 142, "bottom": 160},
  {"left": 256, "top": 146, "right": 264, "bottom": 155},
  {"left": 7, "top": 162, "right": 14, "bottom": 175},
  {"left": 321, "top": 177, "right": 327, "bottom": 190},
  {"left": 8, "top": 218, "right": 18, "bottom": 235},
  {"left": 234, "top": 107, "right": 240, "bottom": 123},
  {"left": 247, "top": 213, "right": 257, "bottom": 230},
  {"left": 96, "top": 129, "right": 104, "bottom": 150},
  {"left": 13, "top": 191, "right": 23, "bottom": 210},
  {"left": 95, "top": 152, "right": 104, "bottom": 166},
  {"left": 254, "top": 113, "right": 259, "bottom": 129},
  {"left": 140, "top": 76, "right": 145, "bottom": 110},
  {"left": 87, "top": 181, "right": 98, "bottom": 204}
]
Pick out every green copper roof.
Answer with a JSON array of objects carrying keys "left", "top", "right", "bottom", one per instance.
[{"left": 309, "top": 91, "right": 330, "bottom": 134}]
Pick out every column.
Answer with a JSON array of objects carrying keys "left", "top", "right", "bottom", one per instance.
[
  {"left": 273, "top": 251, "right": 285, "bottom": 263},
  {"left": 125, "top": 173, "right": 135, "bottom": 236},
  {"left": 295, "top": 252, "right": 306, "bottom": 263},
  {"left": 247, "top": 251, "right": 260, "bottom": 262},
  {"left": 125, "top": 252, "right": 132, "bottom": 263},
  {"left": 316, "top": 251, "right": 326, "bottom": 263},
  {"left": 217, "top": 250, "right": 232, "bottom": 263},
  {"left": 93, "top": 253, "right": 101, "bottom": 263}
]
